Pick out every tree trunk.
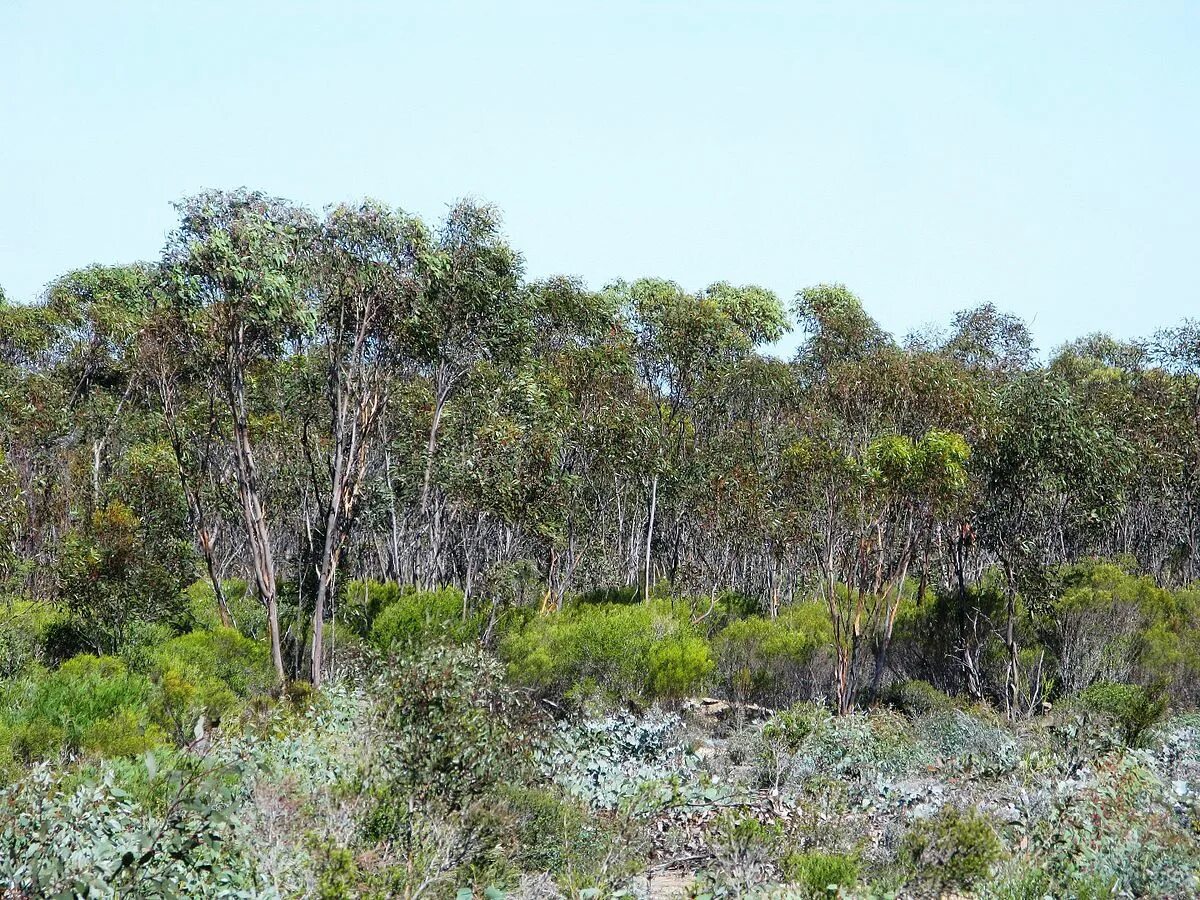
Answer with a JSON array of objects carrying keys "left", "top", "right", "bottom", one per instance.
[
  {"left": 644, "top": 473, "right": 658, "bottom": 601},
  {"left": 227, "top": 361, "right": 284, "bottom": 683}
]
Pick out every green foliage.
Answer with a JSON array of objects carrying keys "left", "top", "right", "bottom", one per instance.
[
  {"left": 714, "top": 605, "right": 829, "bottom": 706},
  {"left": 899, "top": 805, "right": 1003, "bottom": 890},
  {"left": 58, "top": 497, "right": 193, "bottom": 654},
  {"left": 648, "top": 634, "right": 715, "bottom": 700},
  {"left": 368, "top": 584, "right": 476, "bottom": 651},
  {"left": 502, "top": 600, "right": 712, "bottom": 703},
  {"left": 185, "top": 579, "right": 265, "bottom": 639},
  {"left": 0, "top": 755, "right": 251, "bottom": 896},
  {"left": 0, "top": 654, "right": 161, "bottom": 762},
  {"left": 149, "top": 627, "right": 272, "bottom": 740},
  {"left": 759, "top": 703, "right": 923, "bottom": 789},
  {"left": 371, "top": 645, "right": 532, "bottom": 814},
  {"left": 885, "top": 679, "right": 954, "bottom": 717},
  {"left": 0, "top": 600, "right": 64, "bottom": 679},
  {"left": 1076, "top": 681, "right": 1167, "bottom": 747},
  {"left": 471, "top": 784, "right": 644, "bottom": 892},
  {"left": 780, "top": 849, "right": 860, "bottom": 897}
]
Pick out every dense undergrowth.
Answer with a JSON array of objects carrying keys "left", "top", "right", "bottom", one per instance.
[{"left": 1, "top": 563, "right": 1200, "bottom": 897}]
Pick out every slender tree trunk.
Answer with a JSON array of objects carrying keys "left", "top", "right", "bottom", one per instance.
[
  {"left": 644, "top": 473, "right": 658, "bottom": 600},
  {"left": 226, "top": 359, "right": 285, "bottom": 682}
]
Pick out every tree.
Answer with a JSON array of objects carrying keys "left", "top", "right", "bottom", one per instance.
[
  {"left": 306, "top": 201, "right": 429, "bottom": 687},
  {"left": 163, "top": 190, "right": 316, "bottom": 682}
]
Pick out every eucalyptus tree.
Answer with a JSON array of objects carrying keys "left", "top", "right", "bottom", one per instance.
[
  {"left": 411, "top": 202, "right": 524, "bottom": 515},
  {"left": 975, "top": 371, "right": 1134, "bottom": 715},
  {"left": 306, "top": 201, "right": 429, "bottom": 687},
  {"left": 136, "top": 302, "right": 236, "bottom": 628},
  {"left": 162, "top": 190, "right": 316, "bottom": 682},
  {"left": 618, "top": 278, "right": 787, "bottom": 598},
  {"left": 863, "top": 429, "right": 971, "bottom": 700}
]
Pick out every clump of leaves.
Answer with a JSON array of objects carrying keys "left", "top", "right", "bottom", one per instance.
[
  {"left": 758, "top": 702, "right": 923, "bottom": 791},
  {"left": 0, "top": 753, "right": 251, "bottom": 896},
  {"left": 780, "top": 849, "right": 860, "bottom": 897},
  {"left": 1075, "top": 681, "right": 1167, "bottom": 748},
  {"left": 885, "top": 679, "right": 953, "bottom": 718},
  {"left": 464, "top": 784, "right": 645, "bottom": 894},
  {"left": 899, "top": 804, "right": 1002, "bottom": 890},
  {"left": 371, "top": 644, "right": 535, "bottom": 811},
  {"left": 544, "top": 711, "right": 718, "bottom": 814}
]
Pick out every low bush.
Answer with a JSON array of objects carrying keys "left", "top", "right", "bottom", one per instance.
[
  {"left": 148, "top": 627, "right": 273, "bottom": 740},
  {"left": 184, "top": 579, "right": 267, "bottom": 640},
  {"left": 0, "top": 600, "right": 64, "bottom": 679},
  {"left": 370, "top": 645, "right": 533, "bottom": 814},
  {"left": 0, "top": 654, "right": 162, "bottom": 761},
  {"left": 781, "top": 849, "right": 860, "bottom": 897},
  {"left": 1075, "top": 681, "right": 1167, "bottom": 747},
  {"left": 0, "top": 755, "right": 252, "bottom": 896},
  {"left": 502, "top": 599, "right": 712, "bottom": 704},
  {"left": 899, "top": 805, "right": 1002, "bottom": 890},
  {"left": 472, "top": 784, "right": 644, "bottom": 892},
  {"left": 713, "top": 604, "right": 829, "bottom": 707},
  {"left": 759, "top": 703, "right": 923, "bottom": 790},
  {"left": 368, "top": 585, "right": 477, "bottom": 651},
  {"left": 885, "top": 679, "right": 954, "bottom": 717}
]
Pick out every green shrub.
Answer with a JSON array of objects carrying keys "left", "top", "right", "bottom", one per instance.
[
  {"left": 0, "top": 601, "right": 64, "bottom": 679},
  {"left": 184, "top": 579, "right": 265, "bottom": 640},
  {"left": 502, "top": 600, "right": 710, "bottom": 703},
  {"left": 759, "top": 703, "right": 923, "bottom": 790},
  {"left": 648, "top": 634, "right": 714, "bottom": 700},
  {"left": 371, "top": 645, "right": 532, "bottom": 814},
  {"left": 885, "top": 679, "right": 954, "bottom": 717},
  {"left": 0, "top": 654, "right": 160, "bottom": 761},
  {"left": 57, "top": 498, "right": 193, "bottom": 654},
  {"left": 575, "top": 585, "right": 641, "bottom": 606},
  {"left": 368, "top": 586, "right": 476, "bottom": 651},
  {"left": 474, "top": 784, "right": 643, "bottom": 890},
  {"left": 149, "top": 627, "right": 273, "bottom": 739},
  {"left": 781, "top": 849, "right": 860, "bottom": 897},
  {"left": 714, "top": 604, "right": 829, "bottom": 706},
  {"left": 0, "top": 753, "right": 253, "bottom": 895},
  {"left": 1075, "top": 681, "right": 1166, "bottom": 747},
  {"left": 899, "top": 805, "right": 1002, "bottom": 890}
]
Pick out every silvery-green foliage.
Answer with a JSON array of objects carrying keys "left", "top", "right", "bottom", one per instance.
[
  {"left": 758, "top": 703, "right": 926, "bottom": 793},
  {"left": 545, "top": 712, "right": 732, "bottom": 814},
  {"left": 218, "top": 680, "right": 371, "bottom": 792},
  {"left": 0, "top": 757, "right": 256, "bottom": 899},
  {"left": 915, "top": 708, "right": 1019, "bottom": 774}
]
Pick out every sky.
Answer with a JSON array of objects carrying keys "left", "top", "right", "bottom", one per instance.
[{"left": 1, "top": 1, "right": 1197, "bottom": 357}]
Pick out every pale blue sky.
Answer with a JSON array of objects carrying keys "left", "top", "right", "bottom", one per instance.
[{"left": 2, "top": 1, "right": 1197, "bottom": 356}]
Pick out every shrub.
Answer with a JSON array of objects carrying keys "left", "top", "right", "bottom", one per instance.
[
  {"left": 714, "top": 605, "right": 829, "bottom": 706},
  {"left": 0, "top": 601, "right": 64, "bottom": 679},
  {"left": 368, "top": 585, "right": 476, "bottom": 651},
  {"left": 184, "top": 579, "right": 266, "bottom": 639},
  {"left": 0, "top": 654, "right": 161, "bottom": 761},
  {"left": 57, "top": 498, "right": 193, "bottom": 654},
  {"left": 885, "top": 679, "right": 954, "bottom": 717},
  {"left": 0, "top": 755, "right": 253, "bottom": 895},
  {"left": 371, "top": 645, "right": 533, "bottom": 812},
  {"left": 148, "top": 627, "right": 273, "bottom": 741},
  {"left": 758, "top": 703, "right": 923, "bottom": 790},
  {"left": 781, "top": 849, "right": 860, "bottom": 897},
  {"left": 899, "top": 805, "right": 1002, "bottom": 890},
  {"left": 475, "top": 784, "right": 644, "bottom": 891},
  {"left": 576, "top": 585, "right": 641, "bottom": 606},
  {"left": 1051, "top": 562, "right": 1166, "bottom": 695},
  {"left": 1075, "top": 681, "right": 1166, "bottom": 747},
  {"left": 544, "top": 712, "right": 706, "bottom": 813},
  {"left": 648, "top": 634, "right": 714, "bottom": 700},
  {"left": 502, "top": 600, "right": 710, "bottom": 704}
]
